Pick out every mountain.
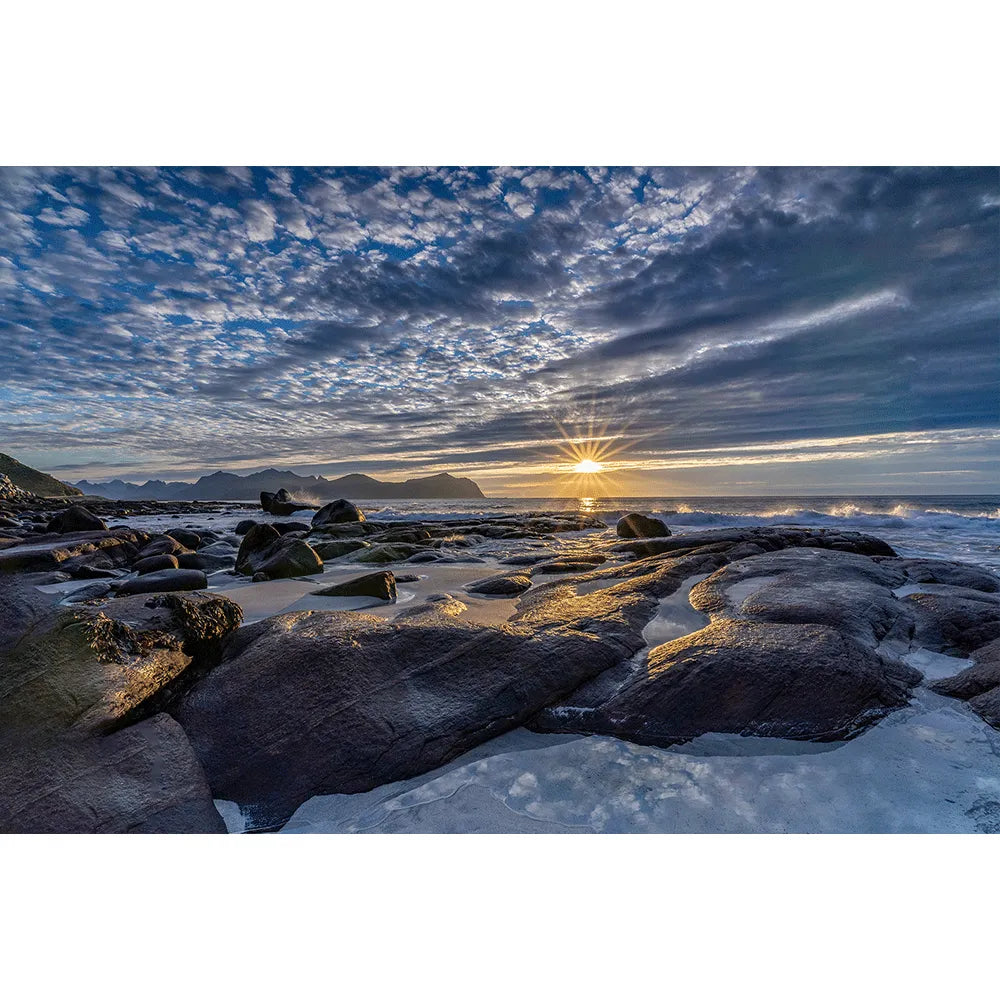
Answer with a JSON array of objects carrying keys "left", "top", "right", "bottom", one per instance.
[
  {"left": 0, "top": 453, "right": 82, "bottom": 497},
  {"left": 73, "top": 469, "right": 486, "bottom": 501}
]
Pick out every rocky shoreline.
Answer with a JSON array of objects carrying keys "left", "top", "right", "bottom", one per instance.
[{"left": 1, "top": 494, "right": 998, "bottom": 833}]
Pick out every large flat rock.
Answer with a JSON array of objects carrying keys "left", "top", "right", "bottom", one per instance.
[{"left": 174, "top": 605, "right": 625, "bottom": 827}]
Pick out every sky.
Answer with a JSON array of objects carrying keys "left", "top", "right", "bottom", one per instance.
[{"left": 1, "top": 165, "right": 997, "bottom": 496}]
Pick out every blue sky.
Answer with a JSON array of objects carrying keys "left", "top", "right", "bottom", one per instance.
[{"left": 1, "top": 166, "right": 997, "bottom": 495}]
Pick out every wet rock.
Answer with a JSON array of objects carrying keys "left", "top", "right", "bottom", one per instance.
[
  {"left": 906, "top": 590, "right": 1000, "bottom": 655},
  {"left": 235, "top": 519, "right": 257, "bottom": 535},
  {"left": 0, "top": 714, "right": 225, "bottom": 833},
  {"left": 166, "top": 529, "right": 201, "bottom": 550},
  {"left": 0, "top": 589, "right": 241, "bottom": 736},
  {"left": 929, "top": 638, "right": 1000, "bottom": 730},
  {"left": 566, "top": 620, "right": 921, "bottom": 746},
  {"left": 46, "top": 505, "right": 107, "bottom": 535},
  {"left": 260, "top": 488, "right": 317, "bottom": 517},
  {"left": 312, "top": 538, "right": 370, "bottom": 560},
  {"left": 271, "top": 520, "right": 311, "bottom": 535},
  {"left": 500, "top": 553, "right": 553, "bottom": 566},
  {"left": 0, "top": 528, "right": 148, "bottom": 574},
  {"left": 314, "top": 571, "right": 396, "bottom": 602},
  {"left": 114, "top": 568, "right": 208, "bottom": 596},
  {"left": 63, "top": 582, "right": 114, "bottom": 603},
  {"left": 690, "top": 548, "right": 911, "bottom": 646},
  {"left": 137, "top": 536, "right": 187, "bottom": 559},
  {"left": 890, "top": 558, "right": 999, "bottom": 593},
  {"left": 354, "top": 543, "right": 421, "bottom": 564},
  {"left": 617, "top": 512, "right": 670, "bottom": 539},
  {"left": 467, "top": 573, "right": 532, "bottom": 595},
  {"left": 135, "top": 553, "right": 180, "bottom": 575},
  {"left": 532, "top": 558, "right": 608, "bottom": 575},
  {"left": 174, "top": 606, "right": 624, "bottom": 826},
  {"left": 236, "top": 523, "right": 324, "bottom": 581},
  {"left": 312, "top": 499, "right": 366, "bottom": 527}
]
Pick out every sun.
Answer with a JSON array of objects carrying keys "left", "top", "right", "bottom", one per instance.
[{"left": 574, "top": 458, "right": 604, "bottom": 474}]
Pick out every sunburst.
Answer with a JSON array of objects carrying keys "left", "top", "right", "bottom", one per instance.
[{"left": 547, "top": 413, "right": 643, "bottom": 500}]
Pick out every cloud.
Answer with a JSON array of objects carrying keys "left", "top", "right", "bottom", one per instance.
[{"left": 0, "top": 166, "right": 996, "bottom": 490}]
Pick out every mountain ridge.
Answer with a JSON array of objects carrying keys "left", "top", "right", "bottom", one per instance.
[
  {"left": 73, "top": 468, "right": 486, "bottom": 501},
  {"left": 0, "top": 453, "right": 82, "bottom": 497}
]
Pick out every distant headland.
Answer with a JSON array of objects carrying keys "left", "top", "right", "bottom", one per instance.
[{"left": 71, "top": 468, "right": 486, "bottom": 501}]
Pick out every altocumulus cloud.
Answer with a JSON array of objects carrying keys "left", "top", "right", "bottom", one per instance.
[{"left": 0, "top": 166, "right": 996, "bottom": 491}]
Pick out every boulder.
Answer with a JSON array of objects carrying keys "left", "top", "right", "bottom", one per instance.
[
  {"left": 312, "top": 538, "right": 370, "bottom": 560},
  {"left": 174, "top": 606, "right": 625, "bottom": 826},
  {"left": 563, "top": 620, "right": 921, "bottom": 746},
  {"left": 529, "top": 541, "right": 923, "bottom": 744},
  {"left": 137, "top": 536, "right": 186, "bottom": 559},
  {"left": 235, "top": 523, "right": 323, "bottom": 580},
  {"left": 312, "top": 499, "right": 366, "bottom": 528},
  {"left": 0, "top": 528, "right": 148, "bottom": 574},
  {"left": 0, "top": 589, "right": 242, "bottom": 737},
  {"left": 46, "top": 505, "right": 107, "bottom": 535},
  {"left": 134, "top": 553, "right": 180, "bottom": 575},
  {"left": 313, "top": 571, "right": 396, "bottom": 601},
  {"left": 617, "top": 512, "right": 670, "bottom": 539},
  {"left": 930, "top": 638, "right": 1000, "bottom": 730},
  {"left": 354, "top": 544, "right": 420, "bottom": 564},
  {"left": 906, "top": 590, "right": 1000, "bottom": 655},
  {"left": 114, "top": 568, "right": 208, "bottom": 596},
  {"left": 532, "top": 559, "right": 608, "bottom": 575},
  {"left": 235, "top": 519, "right": 257, "bottom": 535},
  {"left": 467, "top": 573, "right": 533, "bottom": 595},
  {"left": 166, "top": 529, "right": 201, "bottom": 550},
  {"left": 261, "top": 489, "right": 317, "bottom": 517},
  {"left": 0, "top": 714, "right": 226, "bottom": 833},
  {"left": 271, "top": 521, "right": 312, "bottom": 535},
  {"left": 891, "top": 558, "right": 1000, "bottom": 593}
]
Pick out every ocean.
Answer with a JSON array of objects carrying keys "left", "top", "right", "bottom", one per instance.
[{"left": 351, "top": 494, "right": 1000, "bottom": 572}]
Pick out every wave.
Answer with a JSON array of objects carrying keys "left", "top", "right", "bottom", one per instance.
[{"left": 643, "top": 504, "right": 1000, "bottom": 535}]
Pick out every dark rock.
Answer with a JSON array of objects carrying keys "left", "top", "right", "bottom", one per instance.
[
  {"left": 312, "top": 538, "right": 370, "bottom": 560},
  {"left": 63, "top": 582, "right": 114, "bottom": 603},
  {"left": 234, "top": 519, "right": 257, "bottom": 535},
  {"left": 137, "top": 536, "right": 186, "bottom": 559},
  {"left": 532, "top": 558, "right": 608, "bottom": 575},
  {"left": 931, "top": 639, "right": 1000, "bottom": 701},
  {"left": 0, "top": 528, "right": 149, "bottom": 574},
  {"left": 272, "top": 521, "right": 311, "bottom": 535},
  {"left": 0, "top": 588, "right": 242, "bottom": 736},
  {"left": 906, "top": 590, "right": 1000, "bottom": 655},
  {"left": 407, "top": 550, "right": 443, "bottom": 563},
  {"left": 70, "top": 565, "right": 121, "bottom": 580},
  {"left": 46, "top": 505, "right": 107, "bottom": 535},
  {"left": 613, "top": 527, "right": 898, "bottom": 560},
  {"left": 235, "top": 523, "right": 323, "bottom": 581},
  {"left": 166, "top": 529, "right": 201, "bottom": 550},
  {"left": 617, "top": 512, "right": 670, "bottom": 539},
  {"left": 176, "top": 552, "right": 207, "bottom": 570},
  {"left": 114, "top": 569, "right": 208, "bottom": 596},
  {"left": 313, "top": 499, "right": 366, "bottom": 527},
  {"left": 354, "top": 543, "right": 421, "bottom": 564},
  {"left": 0, "top": 715, "right": 226, "bottom": 833},
  {"left": 314, "top": 571, "right": 396, "bottom": 601},
  {"left": 395, "top": 574, "right": 420, "bottom": 583},
  {"left": 500, "top": 553, "right": 553, "bottom": 566},
  {"left": 562, "top": 620, "right": 921, "bottom": 746},
  {"left": 467, "top": 573, "right": 533, "bottom": 595},
  {"left": 135, "top": 553, "right": 180, "bottom": 575},
  {"left": 689, "top": 548, "right": 911, "bottom": 646},
  {"left": 891, "top": 558, "right": 1000, "bottom": 593},
  {"left": 175, "top": 606, "right": 625, "bottom": 826}
]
